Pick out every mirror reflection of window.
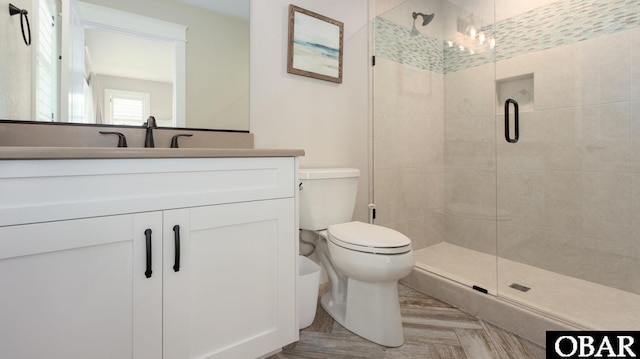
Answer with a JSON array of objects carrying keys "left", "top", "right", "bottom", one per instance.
[
  {"left": 104, "top": 89, "right": 150, "bottom": 126},
  {"left": 35, "top": 0, "right": 58, "bottom": 122}
]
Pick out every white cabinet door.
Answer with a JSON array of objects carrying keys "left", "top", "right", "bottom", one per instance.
[
  {"left": 133, "top": 212, "right": 164, "bottom": 359},
  {"left": 163, "top": 198, "right": 297, "bottom": 359},
  {"left": 0, "top": 213, "right": 163, "bottom": 359}
]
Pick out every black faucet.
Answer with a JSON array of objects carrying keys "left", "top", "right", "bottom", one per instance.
[
  {"left": 144, "top": 116, "right": 157, "bottom": 148},
  {"left": 99, "top": 131, "right": 128, "bottom": 147}
]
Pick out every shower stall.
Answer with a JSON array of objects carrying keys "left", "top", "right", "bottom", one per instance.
[{"left": 372, "top": 0, "right": 639, "bottom": 331}]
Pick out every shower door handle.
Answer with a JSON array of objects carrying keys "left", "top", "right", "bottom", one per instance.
[{"left": 504, "top": 99, "right": 519, "bottom": 143}]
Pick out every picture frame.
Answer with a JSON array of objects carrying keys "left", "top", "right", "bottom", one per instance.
[{"left": 287, "top": 5, "right": 344, "bottom": 84}]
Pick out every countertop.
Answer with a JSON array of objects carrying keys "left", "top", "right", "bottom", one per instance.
[{"left": 0, "top": 146, "right": 305, "bottom": 160}]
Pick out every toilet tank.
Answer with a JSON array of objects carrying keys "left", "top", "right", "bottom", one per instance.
[{"left": 299, "top": 168, "right": 360, "bottom": 230}]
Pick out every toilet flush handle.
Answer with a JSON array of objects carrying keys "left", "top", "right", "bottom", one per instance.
[{"left": 368, "top": 203, "right": 376, "bottom": 223}]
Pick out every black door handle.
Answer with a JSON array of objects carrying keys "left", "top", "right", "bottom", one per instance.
[
  {"left": 504, "top": 99, "right": 519, "bottom": 143},
  {"left": 172, "top": 225, "right": 181, "bottom": 272},
  {"left": 144, "top": 229, "right": 152, "bottom": 278}
]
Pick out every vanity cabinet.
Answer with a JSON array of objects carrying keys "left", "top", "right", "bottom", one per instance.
[
  {"left": 0, "top": 212, "right": 163, "bottom": 359},
  {"left": 163, "top": 199, "right": 295, "bottom": 359},
  {"left": 0, "top": 156, "right": 299, "bottom": 359}
]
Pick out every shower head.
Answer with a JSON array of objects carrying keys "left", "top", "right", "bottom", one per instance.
[{"left": 412, "top": 12, "right": 435, "bottom": 26}]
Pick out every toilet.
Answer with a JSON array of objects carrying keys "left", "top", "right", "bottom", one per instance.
[{"left": 299, "top": 168, "right": 414, "bottom": 347}]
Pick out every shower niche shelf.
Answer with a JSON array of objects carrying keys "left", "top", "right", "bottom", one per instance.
[{"left": 496, "top": 74, "right": 534, "bottom": 114}]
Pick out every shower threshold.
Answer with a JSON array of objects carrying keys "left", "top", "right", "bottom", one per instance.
[{"left": 411, "top": 243, "right": 640, "bottom": 331}]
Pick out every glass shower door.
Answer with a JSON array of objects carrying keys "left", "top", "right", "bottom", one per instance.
[
  {"left": 372, "top": 0, "right": 498, "bottom": 296},
  {"left": 439, "top": 0, "right": 497, "bottom": 295},
  {"left": 495, "top": 0, "right": 640, "bottom": 329}
]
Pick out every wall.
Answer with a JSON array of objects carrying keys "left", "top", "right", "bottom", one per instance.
[
  {"left": 0, "top": 0, "right": 32, "bottom": 120},
  {"left": 250, "top": 0, "right": 370, "bottom": 223},
  {"left": 440, "top": 0, "right": 496, "bottom": 256}
]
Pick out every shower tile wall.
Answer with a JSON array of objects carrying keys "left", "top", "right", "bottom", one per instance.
[
  {"left": 493, "top": 4, "right": 640, "bottom": 294},
  {"left": 444, "top": 0, "right": 635, "bottom": 73},
  {"left": 375, "top": 0, "right": 639, "bottom": 294},
  {"left": 373, "top": 0, "right": 446, "bottom": 251},
  {"left": 443, "top": 61, "right": 496, "bottom": 255},
  {"left": 373, "top": 57, "right": 445, "bottom": 249},
  {"left": 375, "top": 17, "right": 443, "bottom": 73}
]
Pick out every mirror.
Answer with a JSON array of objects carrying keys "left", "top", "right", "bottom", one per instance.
[
  {"left": 0, "top": 0, "right": 249, "bottom": 131},
  {"left": 84, "top": 28, "right": 176, "bottom": 127}
]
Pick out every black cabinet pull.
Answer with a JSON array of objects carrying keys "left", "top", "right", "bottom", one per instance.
[
  {"left": 173, "top": 225, "right": 181, "bottom": 272},
  {"left": 504, "top": 99, "right": 519, "bottom": 143},
  {"left": 144, "top": 229, "right": 152, "bottom": 278}
]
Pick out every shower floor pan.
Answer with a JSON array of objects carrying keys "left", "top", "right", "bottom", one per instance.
[{"left": 410, "top": 243, "right": 640, "bottom": 331}]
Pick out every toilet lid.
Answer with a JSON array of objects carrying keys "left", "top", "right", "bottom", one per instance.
[{"left": 327, "top": 221, "right": 412, "bottom": 254}]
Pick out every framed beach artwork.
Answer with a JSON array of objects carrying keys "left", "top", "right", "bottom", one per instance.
[{"left": 287, "top": 5, "right": 344, "bottom": 84}]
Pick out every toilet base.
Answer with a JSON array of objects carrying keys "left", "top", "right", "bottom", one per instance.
[{"left": 320, "top": 278, "right": 405, "bottom": 347}]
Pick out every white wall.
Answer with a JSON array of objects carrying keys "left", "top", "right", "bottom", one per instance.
[
  {"left": 250, "top": 0, "right": 371, "bottom": 222},
  {"left": 0, "top": 0, "right": 32, "bottom": 120}
]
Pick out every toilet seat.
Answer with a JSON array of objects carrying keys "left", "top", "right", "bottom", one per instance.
[{"left": 327, "top": 221, "right": 412, "bottom": 255}]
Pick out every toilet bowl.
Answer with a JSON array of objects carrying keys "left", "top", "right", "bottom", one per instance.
[{"left": 299, "top": 168, "right": 414, "bottom": 347}]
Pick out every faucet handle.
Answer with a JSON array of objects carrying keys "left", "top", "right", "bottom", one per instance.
[
  {"left": 170, "top": 134, "right": 193, "bottom": 148},
  {"left": 99, "top": 131, "right": 128, "bottom": 148}
]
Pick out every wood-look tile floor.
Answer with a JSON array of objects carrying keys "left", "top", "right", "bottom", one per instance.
[{"left": 270, "top": 284, "right": 545, "bottom": 359}]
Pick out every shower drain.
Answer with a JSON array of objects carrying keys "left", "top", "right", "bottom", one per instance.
[{"left": 509, "top": 283, "right": 531, "bottom": 292}]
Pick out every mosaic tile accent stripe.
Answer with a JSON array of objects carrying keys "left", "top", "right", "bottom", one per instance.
[
  {"left": 490, "top": 0, "right": 633, "bottom": 63},
  {"left": 376, "top": 0, "right": 639, "bottom": 74},
  {"left": 443, "top": 45, "right": 494, "bottom": 75},
  {"left": 374, "top": 17, "right": 443, "bottom": 73}
]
